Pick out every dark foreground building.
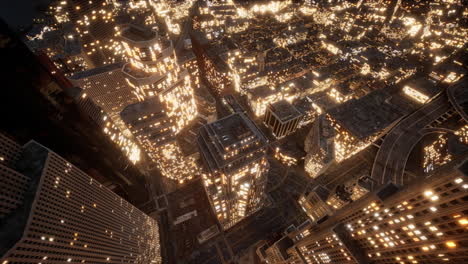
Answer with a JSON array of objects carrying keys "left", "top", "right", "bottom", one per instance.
[{"left": 0, "top": 133, "right": 162, "bottom": 263}]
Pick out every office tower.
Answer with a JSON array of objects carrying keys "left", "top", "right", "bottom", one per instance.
[
  {"left": 69, "top": 62, "right": 138, "bottom": 115},
  {"left": 298, "top": 185, "right": 332, "bottom": 224},
  {"left": 299, "top": 178, "right": 373, "bottom": 225},
  {"left": 194, "top": 84, "right": 217, "bottom": 123},
  {"left": 198, "top": 113, "right": 269, "bottom": 229},
  {"left": 264, "top": 236, "right": 294, "bottom": 264},
  {"left": 0, "top": 134, "right": 161, "bottom": 263},
  {"left": 264, "top": 100, "right": 303, "bottom": 139},
  {"left": 325, "top": 89, "right": 412, "bottom": 163},
  {"left": 69, "top": 63, "right": 144, "bottom": 164},
  {"left": 304, "top": 88, "right": 416, "bottom": 178},
  {"left": 118, "top": 25, "right": 199, "bottom": 183},
  {"left": 246, "top": 84, "right": 299, "bottom": 118},
  {"left": 67, "top": 64, "right": 143, "bottom": 164},
  {"left": 120, "top": 100, "right": 200, "bottom": 183},
  {"left": 276, "top": 158, "right": 468, "bottom": 264},
  {"left": 52, "top": 0, "right": 122, "bottom": 68},
  {"left": 0, "top": 134, "right": 25, "bottom": 218},
  {"left": 120, "top": 24, "right": 197, "bottom": 134},
  {"left": 304, "top": 116, "right": 335, "bottom": 178},
  {"left": 0, "top": 133, "right": 22, "bottom": 167}
]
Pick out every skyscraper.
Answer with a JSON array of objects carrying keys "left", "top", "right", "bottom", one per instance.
[
  {"left": 119, "top": 24, "right": 199, "bottom": 183},
  {"left": 264, "top": 100, "right": 303, "bottom": 139},
  {"left": 52, "top": 0, "right": 122, "bottom": 68},
  {"left": 198, "top": 113, "right": 269, "bottom": 229},
  {"left": 0, "top": 133, "right": 161, "bottom": 264},
  {"left": 269, "top": 158, "right": 468, "bottom": 264},
  {"left": 69, "top": 62, "right": 138, "bottom": 115},
  {"left": 69, "top": 63, "right": 142, "bottom": 164}
]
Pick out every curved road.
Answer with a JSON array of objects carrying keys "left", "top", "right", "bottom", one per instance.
[
  {"left": 371, "top": 93, "right": 453, "bottom": 187},
  {"left": 447, "top": 77, "right": 468, "bottom": 122}
]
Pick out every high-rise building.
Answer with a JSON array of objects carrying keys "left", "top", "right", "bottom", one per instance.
[
  {"left": 120, "top": 25, "right": 197, "bottom": 124},
  {"left": 194, "top": 84, "right": 217, "bottom": 123},
  {"left": 264, "top": 100, "right": 303, "bottom": 139},
  {"left": 0, "top": 134, "right": 161, "bottom": 263},
  {"left": 264, "top": 236, "right": 295, "bottom": 264},
  {"left": 120, "top": 100, "right": 200, "bottom": 183},
  {"left": 119, "top": 25, "right": 199, "bottom": 183},
  {"left": 69, "top": 62, "right": 138, "bottom": 115},
  {"left": 298, "top": 185, "right": 332, "bottom": 224},
  {"left": 66, "top": 67, "right": 142, "bottom": 164},
  {"left": 68, "top": 63, "right": 144, "bottom": 164},
  {"left": 52, "top": 0, "right": 122, "bottom": 68},
  {"left": 304, "top": 116, "right": 335, "bottom": 178},
  {"left": 272, "top": 158, "right": 468, "bottom": 264},
  {"left": 198, "top": 113, "right": 269, "bottom": 229},
  {"left": 304, "top": 88, "right": 417, "bottom": 178}
]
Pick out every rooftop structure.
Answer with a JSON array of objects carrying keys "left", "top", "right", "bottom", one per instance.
[
  {"left": 198, "top": 113, "right": 269, "bottom": 229},
  {"left": 264, "top": 100, "right": 303, "bottom": 139},
  {"left": 118, "top": 24, "right": 198, "bottom": 183},
  {"left": 51, "top": 0, "right": 122, "bottom": 68},
  {"left": 326, "top": 87, "right": 417, "bottom": 163},
  {"left": 69, "top": 62, "right": 138, "bottom": 114}
]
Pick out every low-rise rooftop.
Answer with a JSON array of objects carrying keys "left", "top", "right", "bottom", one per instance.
[{"left": 328, "top": 88, "right": 414, "bottom": 140}]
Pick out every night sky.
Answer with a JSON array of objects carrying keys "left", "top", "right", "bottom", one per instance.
[{"left": 0, "top": 0, "right": 51, "bottom": 30}]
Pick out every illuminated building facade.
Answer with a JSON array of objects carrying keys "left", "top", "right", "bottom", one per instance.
[
  {"left": 68, "top": 65, "right": 142, "bottom": 164},
  {"left": 264, "top": 236, "right": 294, "bottom": 264},
  {"left": 264, "top": 100, "right": 303, "bottom": 139},
  {"left": 423, "top": 125, "right": 468, "bottom": 174},
  {"left": 304, "top": 88, "right": 416, "bottom": 179},
  {"left": 120, "top": 100, "right": 199, "bottom": 183},
  {"left": 26, "top": 29, "right": 88, "bottom": 76},
  {"left": 118, "top": 25, "right": 199, "bottom": 183},
  {"left": 120, "top": 25, "right": 197, "bottom": 132},
  {"left": 0, "top": 138, "right": 161, "bottom": 264},
  {"left": 246, "top": 84, "right": 298, "bottom": 117},
  {"left": 274, "top": 146, "right": 300, "bottom": 167},
  {"left": 304, "top": 116, "right": 335, "bottom": 178},
  {"left": 276, "top": 158, "right": 468, "bottom": 264},
  {"left": 423, "top": 134, "right": 453, "bottom": 174},
  {"left": 298, "top": 185, "right": 332, "bottom": 224},
  {"left": 52, "top": 0, "right": 122, "bottom": 68},
  {"left": 326, "top": 113, "right": 376, "bottom": 163},
  {"left": 178, "top": 50, "right": 201, "bottom": 92},
  {"left": 190, "top": 32, "right": 233, "bottom": 96},
  {"left": 198, "top": 113, "right": 269, "bottom": 229},
  {"left": 70, "top": 62, "right": 138, "bottom": 115}
]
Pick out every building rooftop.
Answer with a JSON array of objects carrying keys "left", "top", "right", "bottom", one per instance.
[
  {"left": 198, "top": 113, "right": 268, "bottom": 171},
  {"left": 410, "top": 77, "right": 440, "bottom": 93},
  {"left": 328, "top": 88, "right": 415, "bottom": 140},
  {"left": 121, "top": 25, "right": 157, "bottom": 42},
  {"left": 210, "top": 114, "right": 255, "bottom": 148},
  {"left": 247, "top": 85, "right": 277, "bottom": 99},
  {"left": 267, "top": 236, "right": 294, "bottom": 260},
  {"left": 120, "top": 99, "right": 164, "bottom": 122},
  {"left": 305, "top": 185, "right": 330, "bottom": 202},
  {"left": 69, "top": 62, "right": 124, "bottom": 80},
  {"left": 269, "top": 100, "right": 302, "bottom": 123}
]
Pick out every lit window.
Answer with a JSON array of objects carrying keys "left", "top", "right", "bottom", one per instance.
[{"left": 445, "top": 241, "right": 457, "bottom": 248}]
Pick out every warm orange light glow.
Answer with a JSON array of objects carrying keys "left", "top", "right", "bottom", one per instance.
[{"left": 445, "top": 241, "right": 457, "bottom": 248}]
